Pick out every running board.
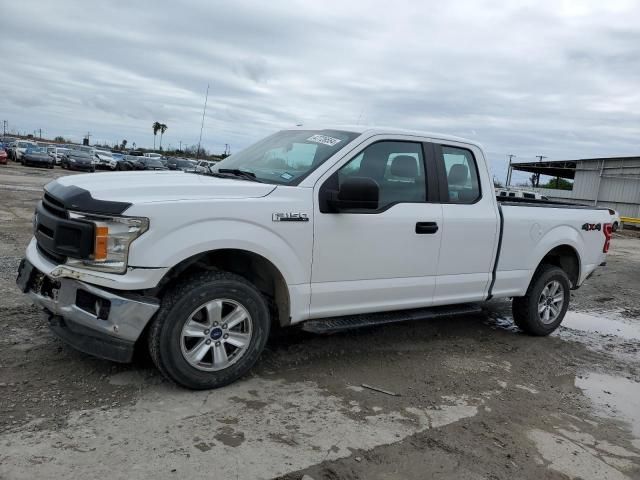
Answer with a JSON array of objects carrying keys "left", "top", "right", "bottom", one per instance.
[{"left": 301, "top": 304, "right": 483, "bottom": 334}]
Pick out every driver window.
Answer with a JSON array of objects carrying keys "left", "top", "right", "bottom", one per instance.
[{"left": 338, "top": 141, "right": 426, "bottom": 208}]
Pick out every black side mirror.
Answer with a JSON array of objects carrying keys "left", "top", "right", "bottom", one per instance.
[{"left": 329, "top": 176, "right": 379, "bottom": 211}]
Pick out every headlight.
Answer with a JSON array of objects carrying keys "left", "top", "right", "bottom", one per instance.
[{"left": 66, "top": 212, "right": 149, "bottom": 273}]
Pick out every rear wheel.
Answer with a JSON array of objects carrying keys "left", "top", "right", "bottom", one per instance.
[
  {"left": 148, "top": 271, "right": 270, "bottom": 389},
  {"left": 512, "top": 265, "right": 570, "bottom": 336},
  {"left": 612, "top": 221, "right": 619, "bottom": 232}
]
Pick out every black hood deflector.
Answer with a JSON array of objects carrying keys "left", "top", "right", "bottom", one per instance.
[{"left": 45, "top": 181, "right": 131, "bottom": 215}]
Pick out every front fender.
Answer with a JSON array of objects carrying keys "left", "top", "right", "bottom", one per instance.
[{"left": 128, "top": 218, "right": 310, "bottom": 286}]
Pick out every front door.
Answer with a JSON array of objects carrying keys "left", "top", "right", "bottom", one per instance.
[{"left": 310, "top": 138, "right": 443, "bottom": 318}]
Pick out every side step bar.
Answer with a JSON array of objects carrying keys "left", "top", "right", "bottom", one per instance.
[{"left": 301, "top": 304, "right": 483, "bottom": 334}]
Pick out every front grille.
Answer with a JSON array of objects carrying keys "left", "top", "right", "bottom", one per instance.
[
  {"left": 35, "top": 191, "right": 95, "bottom": 261},
  {"left": 43, "top": 193, "right": 67, "bottom": 218}
]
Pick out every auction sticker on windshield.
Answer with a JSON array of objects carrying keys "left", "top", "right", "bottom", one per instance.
[{"left": 307, "top": 134, "right": 341, "bottom": 147}]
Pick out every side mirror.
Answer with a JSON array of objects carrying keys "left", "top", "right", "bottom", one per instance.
[{"left": 330, "top": 176, "right": 379, "bottom": 211}]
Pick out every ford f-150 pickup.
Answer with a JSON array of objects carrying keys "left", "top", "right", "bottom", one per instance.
[{"left": 17, "top": 127, "right": 612, "bottom": 389}]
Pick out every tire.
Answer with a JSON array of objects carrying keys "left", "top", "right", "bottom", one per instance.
[
  {"left": 512, "top": 265, "right": 571, "bottom": 336},
  {"left": 612, "top": 221, "right": 619, "bottom": 232},
  {"left": 148, "top": 271, "right": 271, "bottom": 390}
]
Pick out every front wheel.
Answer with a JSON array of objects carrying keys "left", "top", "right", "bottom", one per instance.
[
  {"left": 512, "top": 265, "right": 570, "bottom": 336},
  {"left": 148, "top": 271, "right": 271, "bottom": 389}
]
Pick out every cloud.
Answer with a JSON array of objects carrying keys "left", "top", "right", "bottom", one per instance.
[{"left": 2, "top": 0, "right": 640, "bottom": 182}]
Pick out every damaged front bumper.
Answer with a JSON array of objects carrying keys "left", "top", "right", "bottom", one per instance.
[{"left": 17, "top": 258, "right": 159, "bottom": 363}]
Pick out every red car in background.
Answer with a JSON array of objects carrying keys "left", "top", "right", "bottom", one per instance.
[{"left": 0, "top": 149, "right": 8, "bottom": 165}]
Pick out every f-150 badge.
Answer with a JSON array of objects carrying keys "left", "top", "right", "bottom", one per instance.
[{"left": 272, "top": 213, "right": 309, "bottom": 222}]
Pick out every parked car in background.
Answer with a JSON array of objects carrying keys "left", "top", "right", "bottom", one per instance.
[
  {"left": 136, "top": 157, "right": 168, "bottom": 170},
  {"left": 60, "top": 150, "right": 95, "bottom": 172},
  {"left": 0, "top": 149, "right": 7, "bottom": 165},
  {"left": 143, "top": 152, "right": 163, "bottom": 159},
  {"left": 23, "top": 146, "right": 55, "bottom": 169},
  {"left": 608, "top": 209, "right": 622, "bottom": 231},
  {"left": 13, "top": 140, "right": 38, "bottom": 163},
  {"left": 195, "top": 159, "right": 216, "bottom": 173},
  {"left": 93, "top": 150, "right": 121, "bottom": 170},
  {"left": 47, "top": 146, "right": 70, "bottom": 165},
  {"left": 166, "top": 158, "right": 197, "bottom": 172}
]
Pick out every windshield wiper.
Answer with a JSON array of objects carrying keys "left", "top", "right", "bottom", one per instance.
[{"left": 214, "top": 168, "right": 262, "bottom": 182}]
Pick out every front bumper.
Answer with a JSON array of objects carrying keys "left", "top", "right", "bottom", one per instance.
[{"left": 18, "top": 259, "right": 159, "bottom": 363}]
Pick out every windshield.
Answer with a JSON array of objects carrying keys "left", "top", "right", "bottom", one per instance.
[{"left": 213, "top": 129, "right": 359, "bottom": 185}]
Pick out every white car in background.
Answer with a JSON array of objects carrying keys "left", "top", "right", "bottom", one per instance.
[
  {"left": 14, "top": 140, "right": 38, "bottom": 162},
  {"left": 93, "top": 149, "right": 118, "bottom": 170},
  {"left": 608, "top": 209, "right": 622, "bottom": 231},
  {"left": 143, "top": 153, "right": 163, "bottom": 159},
  {"left": 195, "top": 159, "right": 216, "bottom": 173},
  {"left": 496, "top": 189, "right": 549, "bottom": 200}
]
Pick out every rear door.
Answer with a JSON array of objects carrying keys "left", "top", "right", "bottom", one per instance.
[{"left": 432, "top": 142, "right": 500, "bottom": 304}]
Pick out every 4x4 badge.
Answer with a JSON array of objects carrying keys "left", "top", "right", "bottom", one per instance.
[{"left": 581, "top": 223, "right": 601, "bottom": 231}]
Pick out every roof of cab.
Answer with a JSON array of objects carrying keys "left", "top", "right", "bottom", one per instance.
[{"left": 287, "top": 124, "right": 482, "bottom": 149}]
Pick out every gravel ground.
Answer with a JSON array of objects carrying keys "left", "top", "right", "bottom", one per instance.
[{"left": 0, "top": 164, "right": 639, "bottom": 480}]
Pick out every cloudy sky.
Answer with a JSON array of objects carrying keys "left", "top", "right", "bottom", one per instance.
[{"left": 2, "top": 0, "right": 640, "bottom": 182}]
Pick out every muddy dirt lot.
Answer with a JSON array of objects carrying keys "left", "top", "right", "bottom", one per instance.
[{"left": 1, "top": 164, "right": 639, "bottom": 479}]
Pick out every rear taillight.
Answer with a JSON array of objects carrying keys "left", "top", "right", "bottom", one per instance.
[{"left": 603, "top": 223, "right": 612, "bottom": 253}]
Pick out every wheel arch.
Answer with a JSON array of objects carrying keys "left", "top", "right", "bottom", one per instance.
[
  {"left": 154, "top": 248, "right": 291, "bottom": 327},
  {"left": 534, "top": 244, "right": 581, "bottom": 288}
]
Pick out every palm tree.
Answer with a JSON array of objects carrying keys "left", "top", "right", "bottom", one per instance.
[
  {"left": 159, "top": 123, "right": 168, "bottom": 150},
  {"left": 152, "top": 122, "right": 161, "bottom": 149}
]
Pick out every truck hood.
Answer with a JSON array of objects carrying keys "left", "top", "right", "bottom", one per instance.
[{"left": 49, "top": 171, "right": 277, "bottom": 205}]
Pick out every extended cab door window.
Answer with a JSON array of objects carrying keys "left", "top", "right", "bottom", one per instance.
[{"left": 439, "top": 146, "right": 481, "bottom": 204}]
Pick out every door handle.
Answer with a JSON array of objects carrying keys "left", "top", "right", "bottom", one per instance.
[{"left": 415, "top": 222, "right": 439, "bottom": 234}]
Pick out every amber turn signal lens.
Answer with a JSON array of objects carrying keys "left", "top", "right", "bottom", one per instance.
[{"left": 94, "top": 226, "right": 109, "bottom": 261}]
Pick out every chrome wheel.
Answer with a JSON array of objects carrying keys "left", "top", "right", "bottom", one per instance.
[
  {"left": 538, "top": 280, "right": 564, "bottom": 325},
  {"left": 180, "top": 299, "right": 253, "bottom": 371}
]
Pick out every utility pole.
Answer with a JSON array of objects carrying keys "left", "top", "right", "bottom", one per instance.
[
  {"left": 2, "top": 120, "right": 7, "bottom": 136},
  {"left": 179, "top": 140, "right": 182, "bottom": 152},
  {"left": 196, "top": 84, "right": 210, "bottom": 161},
  {"left": 534, "top": 155, "right": 547, "bottom": 188},
  {"left": 506, "top": 154, "right": 515, "bottom": 187}
]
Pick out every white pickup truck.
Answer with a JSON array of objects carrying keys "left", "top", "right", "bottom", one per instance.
[{"left": 17, "top": 127, "right": 612, "bottom": 389}]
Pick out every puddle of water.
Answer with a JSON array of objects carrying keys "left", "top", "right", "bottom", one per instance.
[
  {"left": 485, "top": 305, "right": 640, "bottom": 343},
  {"left": 576, "top": 372, "right": 640, "bottom": 438},
  {"left": 562, "top": 311, "right": 640, "bottom": 341}
]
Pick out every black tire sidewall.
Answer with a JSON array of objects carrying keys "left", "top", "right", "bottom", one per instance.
[
  {"left": 156, "top": 277, "right": 270, "bottom": 389},
  {"left": 523, "top": 267, "right": 570, "bottom": 335}
]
